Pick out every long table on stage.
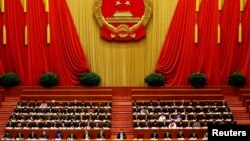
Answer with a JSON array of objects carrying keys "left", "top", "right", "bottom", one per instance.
[
  {"left": 1, "top": 139, "right": 208, "bottom": 141},
  {"left": 134, "top": 127, "right": 207, "bottom": 139},
  {"left": 5, "top": 128, "right": 111, "bottom": 139}
]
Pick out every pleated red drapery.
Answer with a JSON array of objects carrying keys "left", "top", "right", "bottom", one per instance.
[
  {"left": 0, "top": 0, "right": 89, "bottom": 86},
  {"left": 156, "top": 0, "right": 250, "bottom": 86},
  {"left": 196, "top": 0, "right": 220, "bottom": 85},
  {"left": 237, "top": 1, "right": 250, "bottom": 83},
  {"left": 220, "top": 0, "right": 240, "bottom": 84},
  {"left": 49, "top": 0, "right": 90, "bottom": 85},
  {"left": 155, "top": 0, "right": 197, "bottom": 86}
]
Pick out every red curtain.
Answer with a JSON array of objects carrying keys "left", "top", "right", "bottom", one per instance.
[
  {"left": 0, "top": 0, "right": 27, "bottom": 84},
  {"left": 196, "top": 0, "right": 220, "bottom": 85},
  {"left": 220, "top": 0, "right": 240, "bottom": 84},
  {"left": 155, "top": 0, "right": 197, "bottom": 86},
  {"left": 237, "top": 1, "right": 250, "bottom": 84},
  {"left": 49, "top": 0, "right": 90, "bottom": 85},
  {"left": 156, "top": 0, "right": 249, "bottom": 86},
  {"left": 0, "top": 0, "right": 89, "bottom": 86}
]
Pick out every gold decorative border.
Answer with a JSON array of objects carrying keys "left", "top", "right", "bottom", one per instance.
[{"left": 94, "top": 0, "right": 152, "bottom": 32}]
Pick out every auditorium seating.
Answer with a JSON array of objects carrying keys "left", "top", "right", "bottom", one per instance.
[
  {"left": 131, "top": 100, "right": 234, "bottom": 140},
  {"left": 4, "top": 100, "right": 112, "bottom": 139},
  {"left": 0, "top": 87, "right": 243, "bottom": 140}
]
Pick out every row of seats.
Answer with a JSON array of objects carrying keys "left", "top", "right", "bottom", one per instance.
[
  {"left": 16, "top": 101, "right": 111, "bottom": 108},
  {"left": 14, "top": 107, "right": 111, "bottom": 113},
  {"left": 133, "top": 100, "right": 226, "bottom": 107},
  {"left": 9, "top": 114, "right": 111, "bottom": 121},
  {"left": 6, "top": 121, "right": 111, "bottom": 129},
  {"left": 133, "top": 113, "right": 234, "bottom": 121},
  {"left": 2, "top": 99, "right": 232, "bottom": 140},
  {"left": 133, "top": 120, "right": 235, "bottom": 128},
  {"left": 133, "top": 107, "right": 230, "bottom": 113},
  {"left": 6, "top": 100, "right": 112, "bottom": 130},
  {"left": 2, "top": 129, "right": 110, "bottom": 140},
  {"left": 3, "top": 129, "right": 207, "bottom": 140}
]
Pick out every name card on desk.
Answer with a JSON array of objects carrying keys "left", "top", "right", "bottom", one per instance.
[{"left": 152, "top": 127, "right": 159, "bottom": 129}]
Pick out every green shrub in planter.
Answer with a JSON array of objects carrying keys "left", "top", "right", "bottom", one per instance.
[
  {"left": 80, "top": 72, "right": 101, "bottom": 86},
  {"left": 188, "top": 72, "right": 206, "bottom": 88},
  {"left": 40, "top": 72, "right": 58, "bottom": 87},
  {"left": 145, "top": 73, "right": 165, "bottom": 86},
  {"left": 0, "top": 72, "right": 20, "bottom": 87},
  {"left": 228, "top": 72, "right": 246, "bottom": 87}
]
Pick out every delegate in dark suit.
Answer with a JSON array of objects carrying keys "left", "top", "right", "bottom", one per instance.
[
  {"left": 117, "top": 130, "right": 126, "bottom": 139},
  {"left": 28, "top": 132, "right": 37, "bottom": 139},
  {"left": 150, "top": 131, "right": 158, "bottom": 139},
  {"left": 97, "top": 130, "right": 105, "bottom": 139},
  {"left": 177, "top": 131, "right": 185, "bottom": 138},
  {"left": 55, "top": 131, "right": 63, "bottom": 139},
  {"left": 163, "top": 132, "right": 172, "bottom": 139},
  {"left": 15, "top": 132, "right": 24, "bottom": 139}
]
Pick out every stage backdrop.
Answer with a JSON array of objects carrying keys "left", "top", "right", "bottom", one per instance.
[{"left": 66, "top": 0, "right": 178, "bottom": 86}]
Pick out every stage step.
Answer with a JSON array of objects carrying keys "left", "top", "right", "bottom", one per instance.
[
  {"left": 233, "top": 112, "right": 249, "bottom": 120},
  {"left": 112, "top": 101, "right": 132, "bottom": 106},
  {"left": 4, "top": 96, "right": 20, "bottom": 102},
  {"left": 226, "top": 101, "right": 243, "bottom": 107},
  {"left": 236, "top": 120, "right": 250, "bottom": 125},
  {"left": 0, "top": 102, "right": 17, "bottom": 107},
  {"left": 0, "top": 127, "right": 5, "bottom": 138},
  {"left": 224, "top": 95, "right": 239, "bottom": 100},
  {"left": 112, "top": 114, "right": 132, "bottom": 120},
  {"left": 111, "top": 93, "right": 133, "bottom": 139},
  {"left": 0, "top": 121, "right": 7, "bottom": 126},
  {"left": 230, "top": 107, "right": 246, "bottom": 112},
  {"left": 0, "top": 107, "right": 14, "bottom": 113},
  {"left": 112, "top": 107, "right": 132, "bottom": 113},
  {"left": 0, "top": 114, "right": 10, "bottom": 120},
  {"left": 224, "top": 94, "right": 250, "bottom": 121}
]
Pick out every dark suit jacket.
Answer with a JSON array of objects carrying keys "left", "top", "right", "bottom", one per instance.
[
  {"left": 117, "top": 132, "right": 126, "bottom": 139},
  {"left": 40, "top": 134, "right": 48, "bottom": 139},
  {"left": 177, "top": 133, "right": 184, "bottom": 138},
  {"left": 68, "top": 134, "right": 76, "bottom": 139},
  {"left": 150, "top": 133, "right": 158, "bottom": 139},
  {"left": 55, "top": 133, "right": 63, "bottom": 139},
  {"left": 97, "top": 133, "right": 105, "bottom": 139},
  {"left": 163, "top": 133, "right": 172, "bottom": 139},
  {"left": 16, "top": 133, "right": 24, "bottom": 139},
  {"left": 190, "top": 133, "right": 198, "bottom": 138},
  {"left": 28, "top": 134, "right": 37, "bottom": 139}
]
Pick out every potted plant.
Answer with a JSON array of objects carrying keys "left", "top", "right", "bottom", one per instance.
[
  {"left": 145, "top": 73, "right": 165, "bottom": 86},
  {"left": 188, "top": 72, "right": 206, "bottom": 88},
  {"left": 80, "top": 72, "right": 101, "bottom": 86},
  {"left": 228, "top": 72, "right": 246, "bottom": 87},
  {"left": 40, "top": 72, "right": 58, "bottom": 87},
  {"left": 0, "top": 72, "right": 20, "bottom": 87}
]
